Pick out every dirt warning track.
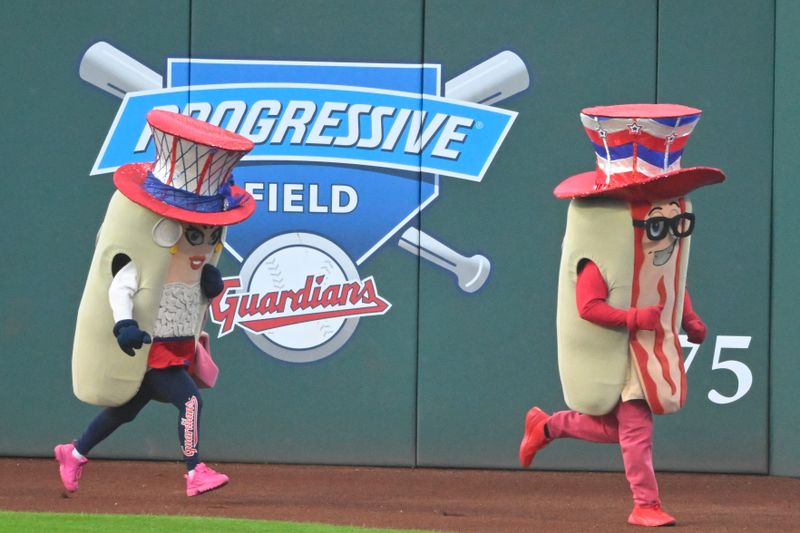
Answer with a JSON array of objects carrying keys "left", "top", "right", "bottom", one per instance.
[{"left": 1, "top": 458, "right": 798, "bottom": 532}]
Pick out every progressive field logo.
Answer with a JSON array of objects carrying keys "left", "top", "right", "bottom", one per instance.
[{"left": 82, "top": 42, "right": 528, "bottom": 363}]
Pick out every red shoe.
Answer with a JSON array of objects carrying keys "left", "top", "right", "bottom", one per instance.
[
  {"left": 628, "top": 504, "right": 676, "bottom": 527},
  {"left": 519, "top": 407, "right": 551, "bottom": 467}
]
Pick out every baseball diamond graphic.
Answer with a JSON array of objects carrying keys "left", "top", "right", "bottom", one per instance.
[{"left": 80, "top": 41, "right": 528, "bottom": 362}]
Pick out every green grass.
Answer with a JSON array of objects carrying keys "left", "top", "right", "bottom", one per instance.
[{"left": 0, "top": 511, "right": 435, "bottom": 532}]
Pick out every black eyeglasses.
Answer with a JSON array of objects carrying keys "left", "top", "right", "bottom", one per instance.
[{"left": 632, "top": 213, "right": 695, "bottom": 241}]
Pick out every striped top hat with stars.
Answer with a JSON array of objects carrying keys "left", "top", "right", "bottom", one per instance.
[
  {"left": 554, "top": 103, "right": 725, "bottom": 201},
  {"left": 114, "top": 109, "right": 256, "bottom": 225}
]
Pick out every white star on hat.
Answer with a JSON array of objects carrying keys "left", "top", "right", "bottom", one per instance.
[{"left": 627, "top": 121, "right": 642, "bottom": 134}]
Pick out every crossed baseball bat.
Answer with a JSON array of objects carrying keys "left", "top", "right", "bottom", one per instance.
[{"left": 80, "top": 42, "right": 529, "bottom": 293}]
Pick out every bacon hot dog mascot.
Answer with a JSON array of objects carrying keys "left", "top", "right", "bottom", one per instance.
[
  {"left": 56, "top": 110, "right": 255, "bottom": 496},
  {"left": 519, "top": 104, "right": 724, "bottom": 527}
]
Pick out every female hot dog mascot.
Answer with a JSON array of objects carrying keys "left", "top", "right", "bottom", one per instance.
[
  {"left": 56, "top": 110, "right": 255, "bottom": 497},
  {"left": 519, "top": 104, "right": 724, "bottom": 527}
]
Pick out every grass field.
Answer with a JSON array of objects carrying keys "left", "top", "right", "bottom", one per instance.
[{"left": 0, "top": 511, "right": 434, "bottom": 533}]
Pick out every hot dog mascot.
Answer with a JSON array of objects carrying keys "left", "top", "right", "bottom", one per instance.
[
  {"left": 519, "top": 104, "right": 724, "bottom": 527},
  {"left": 56, "top": 110, "right": 255, "bottom": 497}
]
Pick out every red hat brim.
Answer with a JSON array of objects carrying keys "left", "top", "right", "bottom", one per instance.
[
  {"left": 553, "top": 166, "right": 725, "bottom": 202},
  {"left": 114, "top": 162, "right": 256, "bottom": 225}
]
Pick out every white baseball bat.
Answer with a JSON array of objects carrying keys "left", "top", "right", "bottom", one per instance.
[
  {"left": 80, "top": 41, "right": 163, "bottom": 97},
  {"left": 399, "top": 51, "right": 529, "bottom": 292},
  {"left": 398, "top": 228, "right": 490, "bottom": 293},
  {"left": 444, "top": 50, "right": 529, "bottom": 106}
]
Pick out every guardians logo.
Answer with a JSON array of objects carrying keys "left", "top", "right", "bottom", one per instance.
[{"left": 81, "top": 42, "right": 529, "bottom": 363}]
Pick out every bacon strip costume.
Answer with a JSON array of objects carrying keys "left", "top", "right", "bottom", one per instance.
[
  {"left": 520, "top": 103, "right": 724, "bottom": 527},
  {"left": 554, "top": 104, "right": 723, "bottom": 416}
]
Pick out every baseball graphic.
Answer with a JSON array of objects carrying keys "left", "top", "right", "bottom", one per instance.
[{"left": 236, "top": 233, "right": 363, "bottom": 363}]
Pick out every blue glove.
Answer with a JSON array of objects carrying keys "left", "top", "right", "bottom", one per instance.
[
  {"left": 113, "top": 319, "right": 152, "bottom": 357},
  {"left": 201, "top": 264, "right": 224, "bottom": 299}
]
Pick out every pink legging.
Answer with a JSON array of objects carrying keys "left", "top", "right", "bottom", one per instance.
[{"left": 547, "top": 399, "right": 658, "bottom": 507}]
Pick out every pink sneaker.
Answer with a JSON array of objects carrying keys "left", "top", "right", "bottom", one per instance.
[
  {"left": 185, "top": 463, "right": 229, "bottom": 496},
  {"left": 628, "top": 504, "right": 677, "bottom": 527},
  {"left": 54, "top": 442, "right": 88, "bottom": 492}
]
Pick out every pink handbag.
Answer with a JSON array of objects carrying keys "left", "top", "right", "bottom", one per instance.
[{"left": 192, "top": 331, "right": 219, "bottom": 388}]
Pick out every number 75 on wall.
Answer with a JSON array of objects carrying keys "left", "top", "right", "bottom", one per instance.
[{"left": 680, "top": 335, "right": 753, "bottom": 405}]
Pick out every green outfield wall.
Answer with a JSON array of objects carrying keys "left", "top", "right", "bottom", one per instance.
[
  {"left": 771, "top": 0, "right": 800, "bottom": 477},
  {"left": 0, "top": 0, "right": 796, "bottom": 477}
]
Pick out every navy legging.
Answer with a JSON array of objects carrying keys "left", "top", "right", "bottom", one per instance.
[{"left": 75, "top": 366, "right": 203, "bottom": 470}]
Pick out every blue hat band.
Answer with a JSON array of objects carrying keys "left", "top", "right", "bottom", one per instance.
[{"left": 143, "top": 173, "right": 244, "bottom": 213}]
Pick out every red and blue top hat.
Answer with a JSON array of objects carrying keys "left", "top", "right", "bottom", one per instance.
[
  {"left": 114, "top": 110, "right": 256, "bottom": 225},
  {"left": 554, "top": 103, "right": 725, "bottom": 201}
]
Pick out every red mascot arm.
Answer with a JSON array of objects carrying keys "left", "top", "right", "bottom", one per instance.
[
  {"left": 575, "top": 260, "right": 662, "bottom": 333},
  {"left": 681, "top": 290, "right": 707, "bottom": 344}
]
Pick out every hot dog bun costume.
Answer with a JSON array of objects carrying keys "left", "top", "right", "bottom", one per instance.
[
  {"left": 72, "top": 110, "right": 255, "bottom": 406},
  {"left": 519, "top": 104, "right": 724, "bottom": 527},
  {"left": 554, "top": 103, "right": 724, "bottom": 416}
]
